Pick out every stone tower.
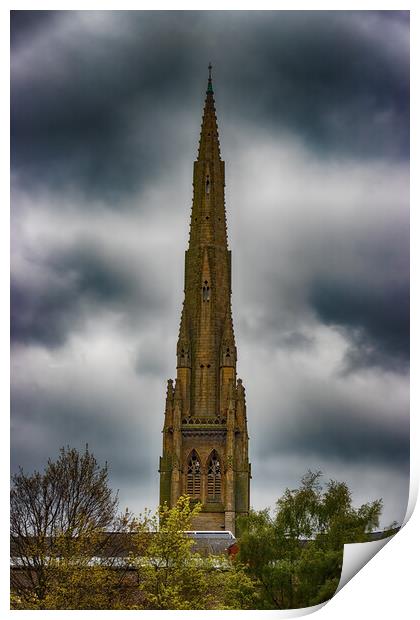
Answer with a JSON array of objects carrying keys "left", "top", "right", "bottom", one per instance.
[{"left": 159, "top": 66, "right": 250, "bottom": 534}]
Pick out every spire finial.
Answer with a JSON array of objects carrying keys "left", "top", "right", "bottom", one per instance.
[{"left": 207, "top": 62, "right": 213, "bottom": 94}]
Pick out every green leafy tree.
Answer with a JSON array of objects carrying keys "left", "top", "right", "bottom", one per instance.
[
  {"left": 131, "top": 495, "right": 258, "bottom": 610},
  {"left": 11, "top": 450, "right": 257, "bottom": 610},
  {"left": 10, "top": 446, "right": 134, "bottom": 609},
  {"left": 131, "top": 496, "right": 207, "bottom": 609},
  {"left": 210, "top": 560, "right": 260, "bottom": 609},
  {"left": 237, "top": 471, "right": 385, "bottom": 609}
]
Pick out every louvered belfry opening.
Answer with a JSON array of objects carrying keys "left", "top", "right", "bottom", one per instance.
[
  {"left": 207, "top": 451, "right": 222, "bottom": 501},
  {"left": 187, "top": 451, "right": 201, "bottom": 498}
]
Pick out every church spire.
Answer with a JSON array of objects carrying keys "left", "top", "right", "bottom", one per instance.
[
  {"left": 197, "top": 64, "right": 221, "bottom": 163},
  {"left": 189, "top": 65, "right": 227, "bottom": 250},
  {"left": 160, "top": 68, "right": 250, "bottom": 534}
]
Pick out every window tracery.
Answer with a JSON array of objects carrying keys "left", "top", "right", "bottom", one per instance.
[
  {"left": 207, "top": 451, "right": 221, "bottom": 501},
  {"left": 187, "top": 451, "right": 201, "bottom": 498}
]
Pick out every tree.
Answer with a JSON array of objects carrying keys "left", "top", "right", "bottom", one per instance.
[
  {"left": 131, "top": 495, "right": 258, "bottom": 610},
  {"left": 11, "top": 449, "right": 257, "bottom": 610},
  {"left": 237, "top": 471, "right": 385, "bottom": 609},
  {"left": 10, "top": 446, "right": 134, "bottom": 609}
]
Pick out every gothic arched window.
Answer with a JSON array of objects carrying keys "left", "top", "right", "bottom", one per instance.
[
  {"left": 187, "top": 451, "right": 201, "bottom": 498},
  {"left": 207, "top": 451, "right": 221, "bottom": 501},
  {"left": 206, "top": 175, "right": 210, "bottom": 195}
]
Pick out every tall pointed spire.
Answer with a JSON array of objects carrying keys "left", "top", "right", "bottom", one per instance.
[
  {"left": 198, "top": 63, "right": 221, "bottom": 163},
  {"left": 189, "top": 65, "right": 227, "bottom": 250},
  {"left": 160, "top": 67, "right": 250, "bottom": 534}
]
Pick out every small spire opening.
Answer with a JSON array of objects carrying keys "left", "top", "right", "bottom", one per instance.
[{"left": 202, "top": 282, "right": 211, "bottom": 302}]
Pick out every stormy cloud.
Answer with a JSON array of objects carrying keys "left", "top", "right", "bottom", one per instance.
[
  {"left": 11, "top": 11, "right": 409, "bottom": 527},
  {"left": 11, "top": 238, "right": 167, "bottom": 347}
]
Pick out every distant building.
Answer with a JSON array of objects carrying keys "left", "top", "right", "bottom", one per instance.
[{"left": 159, "top": 66, "right": 251, "bottom": 534}]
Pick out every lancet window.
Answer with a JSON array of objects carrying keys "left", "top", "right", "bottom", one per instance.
[
  {"left": 207, "top": 451, "right": 222, "bottom": 501},
  {"left": 186, "top": 451, "right": 201, "bottom": 498}
]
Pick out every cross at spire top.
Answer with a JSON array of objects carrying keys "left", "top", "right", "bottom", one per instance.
[{"left": 207, "top": 62, "right": 213, "bottom": 94}]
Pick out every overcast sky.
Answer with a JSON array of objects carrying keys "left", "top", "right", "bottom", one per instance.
[{"left": 11, "top": 10, "right": 409, "bottom": 527}]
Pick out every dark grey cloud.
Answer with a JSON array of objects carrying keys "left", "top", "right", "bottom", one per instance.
[
  {"left": 228, "top": 141, "right": 409, "bottom": 375},
  {"left": 135, "top": 350, "right": 167, "bottom": 378},
  {"left": 10, "top": 10, "right": 58, "bottom": 47},
  {"left": 11, "top": 239, "right": 167, "bottom": 348},
  {"left": 265, "top": 396, "right": 409, "bottom": 469},
  {"left": 222, "top": 10, "right": 409, "bottom": 159},
  {"left": 11, "top": 367, "right": 160, "bottom": 510},
  {"left": 11, "top": 11, "right": 409, "bottom": 205},
  {"left": 309, "top": 276, "right": 409, "bottom": 372},
  {"left": 11, "top": 11, "right": 201, "bottom": 203},
  {"left": 305, "top": 219, "right": 409, "bottom": 372},
  {"left": 235, "top": 237, "right": 409, "bottom": 375}
]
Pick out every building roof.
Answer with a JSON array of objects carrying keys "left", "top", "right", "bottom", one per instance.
[{"left": 11, "top": 530, "right": 238, "bottom": 560}]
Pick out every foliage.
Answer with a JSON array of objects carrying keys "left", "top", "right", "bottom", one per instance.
[
  {"left": 11, "top": 452, "right": 258, "bottom": 611},
  {"left": 130, "top": 495, "right": 258, "bottom": 610},
  {"left": 10, "top": 446, "right": 134, "bottom": 609},
  {"left": 11, "top": 453, "right": 389, "bottom": 610},
  {"left": 237, "top": 470, "right": 384, "bottom": 609},
  {"left": 211, "top": 560, "right": 260, "bottom": 610},
  {"left": 131, "top": 496, "right": 207, "bottom": 609}
]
